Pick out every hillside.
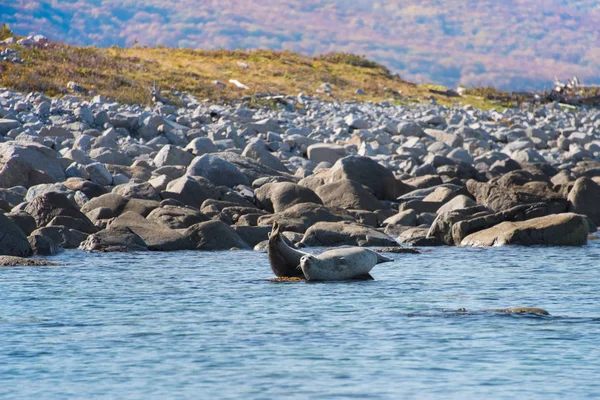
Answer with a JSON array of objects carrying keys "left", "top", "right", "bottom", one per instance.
[
  {"left": 1, "top": 0, "right": 600, "bottom": 90},
  {"left": 0, "top": 37, "right": 507, "bottom": 108}
]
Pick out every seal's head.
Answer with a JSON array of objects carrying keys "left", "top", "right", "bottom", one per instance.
[{"left": 299, "top": 254, "right": 317, "bottom": 271}]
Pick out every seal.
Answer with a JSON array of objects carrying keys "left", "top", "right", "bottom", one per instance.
[
  {"left": 268, "top": 222, "right": 309, "bottom": 278},
  {"left": 300, "top": 247, "right": 393, "bottom": 281}
]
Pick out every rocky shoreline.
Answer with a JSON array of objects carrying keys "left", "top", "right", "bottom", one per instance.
[{"left": 0, "top": 87, "right": 598, "bottom": 264}]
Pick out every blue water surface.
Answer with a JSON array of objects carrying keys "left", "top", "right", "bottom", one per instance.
[{"left": 1, "top": 240, "right": 600, "bottom": 399}]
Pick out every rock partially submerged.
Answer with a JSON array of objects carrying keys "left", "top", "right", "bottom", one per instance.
[
  {"left": 0, "top": 256, "right": 62, "bottom": 267},
  {"left": 460, "top": 213, "right": 588, "bottom": 246}
]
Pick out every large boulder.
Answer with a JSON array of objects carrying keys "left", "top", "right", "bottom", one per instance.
[
  {"left": 6, "top": 211, "right": 37, "bottom": 236},
  {"left": 397, "top": 227, "right": 445, "bottom": 247},
  {"left": 185, "top": 137, "right": 218, "bottom": 156},
  {"left": 232, "top": 225, "right": 271, "bottom": 248},
  {"left": 107, "top": 212, "right": 193, "bottom": 251},
  {"left": 112, "top": 182, "right": 162, "bottom": 201},
  {"left": 301, "top": 221, "right": 398, "bottom": 247},
  {"left": 306, "top": 143, "right": 346, "bottom": 164},
  {"left": 28, "top": 234, "right": 62, "bottom": 256},
  {"left": 154, "top": 144, "right": 195, "bottom": 167},
  {"left": 30, "top": 226, "right": 88, "bottom": 249},
  {"left": 146, "top": 206, "right": 209, "bottom": 229},
  {"left": 47, "top": 215, "right": 98, "bottom": 234},
  {"left": 85, "top": 163, "right": 113, "bottom": 186},
  {"left": 242, "top": 139, "right": 288, "bottom": 172},
  {"left": 216, "top": 151, "right": 289, "bottom": 183},
  {"left": 258, "top": 203, "right": 348, "bottom": 233},
  {"left": 24, "top": 192, "right": 96, "bottom": 232},
  {"left": 429, "top": 202, "right": 565, "bottom": 246},
  {"left": 162, "top": 175, "right": 221, "bottom": 209},
  {"left": 0, "top": 212, "right": 33, "bottom": 257},
  {"left": 187, "top": 154, "right": 250, "bottom": 187},
  {"left": 567, "top": 177, "right": 600, "bottom": 226},
  {"left": 466, "top": 176, "right": 566, "bottom": 213},
  {"left": 79, "top": 227, "right": 149, "bottom": 252},
  {"left": 184, "top": 220, "right": 250, "bottom": 250},
  {"left": 255, "top": 182, "right": 322, "bottom": 213},
  {"left": 89, "top": 148, "right": 133, "bottom": 166},
  {"left": 0, "top": 142, "right": 65, "bottom": 187},
  {"left": 315, "top": 179, "right": 382, "bottom": 212},
  {"left": 81, "top": 193, "right": 135, "bottom": 217},
  {"left": 62, "top": 179, "right": 107, "bottom": 200},
  {"left": 436, "top": 195, "right": 478, "bottom": 215},
  {"left": 0, "top": 119, "right": 21, "bottom": 135},
  {"left": 427, "top": 206, "right": 490, "bottom": 245},
  {"left": 329, "top": 156, "right": 411, "bottom": 200},
  {"left": 460, "top": 213, "right": 588, "bottom": 247},
  {"left": 25, "top": 183, "right": 72, "bottom": 203},
  {"left": 383, "top": 209, "right": 418, "bottom": 227}
]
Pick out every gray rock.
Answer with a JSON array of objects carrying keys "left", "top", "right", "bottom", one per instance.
[
  {"left": 0, "top": 118, "right": 21, "bottom": 135},
  {"left": 242, "top": 139, "right": 288, "bottom": 172},
  {"left": 108, "top": 211, "right": 193, "bottom": 251},
  {"left": 79, "top": 227, "right": 149, "bottom": 252},
  {"left": 112, "top": 182, "right": 161, "bottom": 201},
  {"left": 85, "top": 163, "right": 113, "bottom": 186},
  {"left": 184, "top": 220, "right": 250, "bottom": 250},
  {"left": 329, "top": 156, "right": 411, "bottom": 200},
  {"left": 436, "top": 195, "right": 478, "bottom": 215},
  {"left": 255, "top": 182, "right": 322, "bottom": 213},
  {"left": 307, "top": 143, "right": 346, "bottom": 164},
  {"left": 30, "top": 226, "right": 88, "bottom": 249},
  {"left": 146, "top": 206, "right": 209, "bottom": 229},
  {"left": 567, "top": 177, "right": 600, "bottom": 226},
  {"left": 216, "top": 152, "right": 289, "bottom": 183},
  {"left": 0, "top": 256, "right": 61, "bottom": 267},
  {"left": 25, "top": 183, "right": 72, "bottom": 203},
  {"left": 154, "top": 144, "right": 195, "bottom": 167},
  {"left": 184, "top": 137, "right": 218, "bottom": 156},
  {"left": 315, "top": 179, "right": 382, "bottom": 212},
  {"left": 28, "top": 234, "right": 62, "bottom": 255},
  {"left": 383, "top": 209, "right": 418, "bottom": 227},
  {"left": 24, "top": 192, "right": 97, "bottom": 232},
  {"left": 0, "top": 142, "right": 66, "bottom": 186},
  {"left": 460, "top": 213, "right": 588, "bottom": 246},
  {"left": 0, "top": 212, "right": 33, "bottom": 257},
  {"left": 187, "top": 154, "right": 250, "bottom": 187},
  {"left": 301, "top": 221, "right": 398, "bottom": 247},
  {"left": 163, "top": 175, "right": 221, "bottom": 209},
  {"left": 345, "top": 114, "right": 369, "bottom": 130}
]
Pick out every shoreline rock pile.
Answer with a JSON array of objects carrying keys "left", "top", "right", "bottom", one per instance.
[{"left": 0, "top": 87, "right": 598, "bottom": 257}]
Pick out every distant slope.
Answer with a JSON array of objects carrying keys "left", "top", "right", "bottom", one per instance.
[
  {"left": 0, "top": 41, "right": 512, "bottom": 110},
  {"left": 2, "top": 0, "right": 600, "bottom": 90}
]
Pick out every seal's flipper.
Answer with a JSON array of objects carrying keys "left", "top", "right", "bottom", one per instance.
[
  {"left": 352, "top": 273, "right": 374, "bottom": 281},
  {"left": 375, "top": 253, "right": 394, "bottom": 263}
]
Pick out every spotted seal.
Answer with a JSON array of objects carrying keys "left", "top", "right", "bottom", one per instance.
[
  {"left": 268, "top": 222, "right": 309, "bottom": 278},
  {"left": 300, "top": 247, "right": 393, "bottom": 281}
]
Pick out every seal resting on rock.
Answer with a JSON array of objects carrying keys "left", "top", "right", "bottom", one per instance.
[
  {"left": 268, "top": 222, "right": 309, "bottom": 278},
  {"left": 300, "top": 247, "right": 393, "bottom": 281}
]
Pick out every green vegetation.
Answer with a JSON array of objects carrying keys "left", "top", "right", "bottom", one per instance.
[
  {"left": 0, "top": 23, "right": 13, "bottom": 40},
  {"left": 319, "top": 53, "right": 384, "bottom": 70}
]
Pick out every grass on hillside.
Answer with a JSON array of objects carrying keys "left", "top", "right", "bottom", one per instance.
[{"left": 0, "top": 36, "right": 506, "bottom": 109}]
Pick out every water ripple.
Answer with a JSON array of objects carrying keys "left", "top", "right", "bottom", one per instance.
[{"left": 1, "top": 242, "right": 600, "bottom": 398}]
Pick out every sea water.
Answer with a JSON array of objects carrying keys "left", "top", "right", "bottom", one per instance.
[{"left": 1, "top": 240, "right": 600, "bottom": 399}]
